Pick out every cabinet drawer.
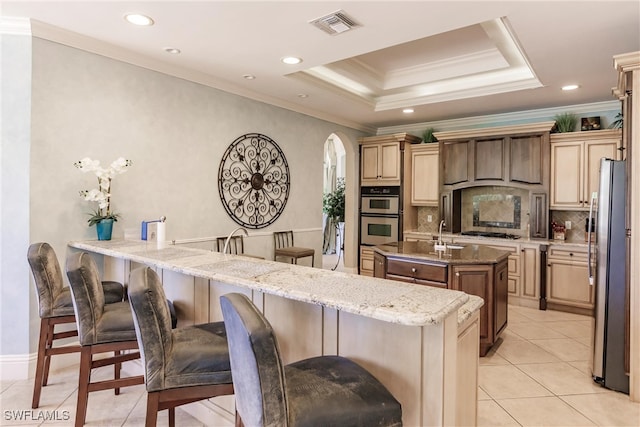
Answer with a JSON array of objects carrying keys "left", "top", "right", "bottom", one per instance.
[
  {"left": 548, "top": 247, "right": 587, "bottom": 262},
  {"left": 387, "top": 258, "right": 447, "bottom": 282},
  {"left": 386, "top": 274, "right": 448, "bottom": 288}
]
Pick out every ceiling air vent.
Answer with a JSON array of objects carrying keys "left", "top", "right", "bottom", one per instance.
[{"left": 309, "top": 10, "right": 360, "bottom": 35}]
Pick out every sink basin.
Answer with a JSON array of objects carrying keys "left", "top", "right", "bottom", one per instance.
[{"left": 447, "top": 245, "right": 465, "bottom": 250}]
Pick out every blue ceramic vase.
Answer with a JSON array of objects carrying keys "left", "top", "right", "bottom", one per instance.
[{"left": 96, "top": 218, "right": 114, "bottom": 241}]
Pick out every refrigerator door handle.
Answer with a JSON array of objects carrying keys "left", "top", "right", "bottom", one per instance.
[{"left": 588, "top": 191, "right": 597, "bottom": 285}]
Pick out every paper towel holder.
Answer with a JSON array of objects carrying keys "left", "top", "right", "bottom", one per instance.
[{"left": 141, "top": 216, "right": 166, "bottom": 240}]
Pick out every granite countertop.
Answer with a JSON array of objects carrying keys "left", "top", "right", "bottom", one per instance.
[
  {"left": 69, "top": 240, "right": 475, "bottom": 327},
  {"left": 403, "top": 230, "right": 589, "bottom": 248},
  {"left": 373, "top": 240, "right": 511, "bottom": 264}
]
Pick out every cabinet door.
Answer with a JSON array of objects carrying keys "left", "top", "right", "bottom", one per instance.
[
  {"left": 585, "top": 139, "right": 621, "bottom": 204},
  {"left": 361, "top": 145, "right": 381, "bottom": 182},
  {"left": 379, "top": 142, "right": 401, "bottom": 181},
  {"left": 510, "top": 134, "right": 544, "bottom": 184},
  {"left": 546, "top": 257, "right": 592, "bottom": 309},
  {"left": 373, "top": 252, "right": 386, "bottom": 278},
  {"left": 530, "top": 192, "right": 548, "bottom": 239},
  {"left": 521, "top": 246, "right": 540, "bottom": 299},
  {"left": 411, "top": 146, "right": 439, "bottom": 206},
  {"left": 442, "top": 140, "right": 469, "bottom": 185},
  {"left": 494, "top": 260, "right": 508, "bottom": 337},
  {"left": 550, "top": 142, "right": 583, "bottom": 208},
  {"left": 359, "top": 246, "right": 374, "bottom": 276},
  {"left": 451, "top": 265, "right": 493, "bottom": 343},
  {"left": 474, "top": 138, "right": 504, "bottom": 181}
]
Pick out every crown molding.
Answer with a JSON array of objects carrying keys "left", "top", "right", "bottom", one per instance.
[
  {"left": 377, "top": 100, "right": 621, "bottom": 135},
  {"left": 0, "top": 16, "right": 31, "bottom": 35}
]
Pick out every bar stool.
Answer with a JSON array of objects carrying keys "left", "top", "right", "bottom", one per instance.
[
  {"left": 128, "top": 266, "right": 234, "bottom": 427},
  {"left": 220, "top": 293, "right": 403, "bottom": 427},
  {"left": 65, "top": 252, "right": 144, "bottom": 427},
  {"left": 27, "top": 242, "right": 124, "bottom": 409},
  {"left": 273, "top": 230, "right": 315, "bottom": 266},
  {"left": 216, "top": 235, "right": 244, "bottom": 254}
]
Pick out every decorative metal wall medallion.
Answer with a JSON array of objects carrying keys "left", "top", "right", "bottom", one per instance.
[{"left": 218, "top": 133, "right": 290, "bottom": 228}]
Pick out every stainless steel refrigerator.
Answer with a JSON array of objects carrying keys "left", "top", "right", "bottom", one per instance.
[{"left": 589, "top": 158, "right": 629, "bottom": 394}]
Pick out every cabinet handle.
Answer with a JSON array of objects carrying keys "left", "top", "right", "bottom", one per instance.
[
  {"left": 411, "top": 267, "right": 417, "bottom": 273},
  {"left": 456, "top": 272, "right": 460, "bottom": 277},
  {"left": 548, "top": 264, "right": 551, "bottom": 267},
  {"left": 569, "top": 253, "right": 574, "bottom": 256}
]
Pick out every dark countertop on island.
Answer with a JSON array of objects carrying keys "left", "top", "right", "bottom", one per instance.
[{"left": 373, "top": 240, "right": 511, "bottom": 265}]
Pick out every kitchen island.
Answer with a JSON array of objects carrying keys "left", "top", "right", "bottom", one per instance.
[
  {"left": 68, "top": 239, "right": 483, "bottom": 426},
  {"left": 373, "top": 240, "right": 511, "bottom": 356}
]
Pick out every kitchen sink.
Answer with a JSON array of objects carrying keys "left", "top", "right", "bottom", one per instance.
[{"left": 447, "top": 245, "right": 465, "bottom": 250}]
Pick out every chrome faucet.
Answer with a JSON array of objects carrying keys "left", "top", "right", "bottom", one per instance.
[
  {"left": 223, "top": 227, "right": 248, "bottom": 254},
  {"left": 435, "top": 220, "right": 447, "bottom": 251}
]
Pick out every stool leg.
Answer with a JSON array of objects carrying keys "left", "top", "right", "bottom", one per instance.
[
  {"left": 75, "top": 346, "right": 92, "bottom": 427},
  {"left": 168, "top": 408, "right": 176, "bottom": 427},
  {"left": 41, "top": 319, "right": 56, "bottom": 387},
  {"left": 114, "top": 350, "right": 121, "bottom": 395},
  {"left": 31, "top": 318, "right": 49, "bottom": 408},
  {"left": 146, "top": 393, "right": 160, "bottom": 427}
]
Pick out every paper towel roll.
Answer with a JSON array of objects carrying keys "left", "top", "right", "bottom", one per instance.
[{"left": 157, "top": 221, "right": 166, "bottom": 249}]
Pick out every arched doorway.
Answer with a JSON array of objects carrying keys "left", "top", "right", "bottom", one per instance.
[{"left": 322, "top": 134, "right": 346, "bottom": 270}]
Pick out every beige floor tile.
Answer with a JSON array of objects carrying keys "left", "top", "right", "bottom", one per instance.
[
  {"left": 560, "top": 391, "right": 640, "bottom": 427},
  {"left": 516, "top": 362, "right": 605, "bottom": 395},
  {"left": 479, "top": 349, "right": 511, "bottom": 366},
  {"left": 545, "top": 320, "right": 593, "bottom": 340},
  {"left": 498, "top": 396, "right": 597, "bottom": 426},
  {"left": 496, "top": 339, "right": 561, "bottom": 364},
  {"left": 513, "top": 307, "right": 589, "bottom": 322},
  {"left": 505, "top": 310, "right": 531, "bottom": 324},
  {"left": 479, "top": 365, "right": 553, "bottom": 399},
  {"left": 529, "top": 338, "right": 591, "bottom": 362},
  {"left": 477, "top": 400, "right": 520, "bottom": 427},
  {"left": 1, "top": 380, "right": 16, "bottom": 394},
  {"left": 568, "top": 359, "right": 593, "bottom": 376},
  {"left": 506, "top": 322, "right": 567, "bottom": 339},
  {"left": 123, "top": 395, "right": 205, "bottom": 427},
  {"left": 478, "top": 387, "right": 491, "bottom": 400}
]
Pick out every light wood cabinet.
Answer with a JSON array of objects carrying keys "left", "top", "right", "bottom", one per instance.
[
  {"left": 360, "top": 140, "right": 401, "bottom": 186},
  {"left": 359, "top": 246, "right": 374, "bottom": 276},
  {"left": 546, "top": 246, "right": 593, "bottom": 313},
  {"left": 550, "top": 130, "right": 622, "bottom": 210},
  {"left": 410, "top": 144, "right": 439, "bottom": 206}
]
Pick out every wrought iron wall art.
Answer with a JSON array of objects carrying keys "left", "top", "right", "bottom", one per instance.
[{"left": 218, "top": 133, "right": 290, "bottom": 228}]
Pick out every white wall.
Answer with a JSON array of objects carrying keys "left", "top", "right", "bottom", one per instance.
[{"left": 1, "top": 35, "right": 366, "bottom": 374}]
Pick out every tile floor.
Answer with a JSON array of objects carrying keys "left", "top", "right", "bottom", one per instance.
[
  {"left": 478, "top": 305, "right": 639, "bottom": 426},
  {"left": 2, "top": 303, "right": 638, "bottom": 426}
]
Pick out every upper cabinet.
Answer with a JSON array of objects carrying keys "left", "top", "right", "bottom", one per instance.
[
  {"left": 550, "top": 129, "right": 622, "bottom": 210},
  {"left": 410, "top": 144, "right": 439, "bottom": 206},
  {"left": 436, "top": 121, "right": 554, "bottom": 191},
  {"left": 359, "top": 133, "right": 421, "bottom": 187}
]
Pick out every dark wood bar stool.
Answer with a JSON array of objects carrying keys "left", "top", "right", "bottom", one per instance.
[
  {"left": 220, "top": 293, "right": 403, "bottom": 427},
  {"left": 128, "top": 267, "right": 234, "bottom": 427},
  {"left": 273, "top": 230, "right": 315, "bottom": 266},
  {"left": 65, "top": 252, "right": 144, "bottom": 427},
  {"left": 216, "top": 235, "right": 244, "bottom": 254},
  {"left": 27, "top": 242, "right": 124, "bottom": 409}
]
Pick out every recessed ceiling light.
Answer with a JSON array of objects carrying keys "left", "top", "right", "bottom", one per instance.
[
  {"left": 282, "top": 56, "right": 302, "bottom": 65},
  {"left": 243, "top": 74, "right": 256, "bottom": 80},
  {"left": 562, "top": 84, "right": 579, "bottom": 91},
  {"left": 298, "top": 94, "right": 308, "bottom": 98},
  {"left": 403, "top": 108, "right": 414, "bottom": 114},
  {"left": 164, "top": 47, "right": 181, "bottom": 54},
  {"left": 124, "top": 14, "right": 154, "bottom": 26}
]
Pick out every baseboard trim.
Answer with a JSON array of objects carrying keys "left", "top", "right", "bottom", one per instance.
[{"left": 0, "top": 352, "right": 36, "bottom": 381}]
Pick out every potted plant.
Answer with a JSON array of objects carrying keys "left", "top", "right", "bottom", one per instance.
[
  {"left": 74, "top": 157, "right": 132, "bottom": 240},
  {"left": 323, "top": 177, "right": 345, "bottom": 223},
  {"left": 553, "top": 112, "right": 577, "bottom": 133},
  {"left": 422, "top": 127, "right": 438, "bottom": 143},
  {"left": 609, "top": 112, "right": 623, "bottom": 129}
]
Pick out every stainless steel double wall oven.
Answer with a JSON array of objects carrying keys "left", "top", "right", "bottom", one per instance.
[{"left": 360, "top": 186, "right": 400, "bottom": 246}]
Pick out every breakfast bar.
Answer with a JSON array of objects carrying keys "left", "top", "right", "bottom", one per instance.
[{"left": 68, "top": 239, "right": 483, "bottom": 426}]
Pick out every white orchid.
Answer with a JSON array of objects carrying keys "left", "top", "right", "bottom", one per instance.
[{"left": 75, "top": 157, "right": 132, "bottom": 226}]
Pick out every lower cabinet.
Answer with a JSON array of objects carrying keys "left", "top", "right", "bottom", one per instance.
[
  {"left": 359, "top": 246, "right": 374, "bottom": 276},
  {"left": 451, "top": 260, "right": 508, "bottom": 356},
  {"left": 378, "top": 251, "right": 507, "bottom": 356},
  {"left": 546, "top": 246, "right": 593, "bottom": 314}
]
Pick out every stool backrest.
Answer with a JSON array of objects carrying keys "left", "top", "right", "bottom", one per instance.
[
  {"left": 27, "top": 242, "right": 65, "bottom": 318},
  {"left": 216, "top": 236, "right": 244, "bottom": 254},
  {"left": 65, "top": 252, "right": 106, "bottom": 345},
  {"left": 128, "top": 267, "right": 173, "bottom": 391},
  {"left": 273, "top": 231, "right": 294, "bottom": 249},
  {"left": 220, "top": 293, "right": 288, "bottom": 427}
]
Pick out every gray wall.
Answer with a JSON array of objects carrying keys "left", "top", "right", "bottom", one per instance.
[{"left": 1, "top": 36, "right": 365, "bottom": 364}]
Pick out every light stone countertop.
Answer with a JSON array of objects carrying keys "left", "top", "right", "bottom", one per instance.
[
  {"left": 374, "top": 240, "right": 511, "bottom": 265},
  {"left": 69, "top": 240, "right": 475, "bottom": 327},
  {"left": 404, "top": 230, "right": 589, "bottom": 248}
]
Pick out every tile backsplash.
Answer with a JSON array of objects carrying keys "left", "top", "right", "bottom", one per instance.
[
  {"left": 417, "top": 206, "right": 440, "bottom": 233},
  {"left": 550, "top": 210, "right": 590, "bottom": 243}
]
